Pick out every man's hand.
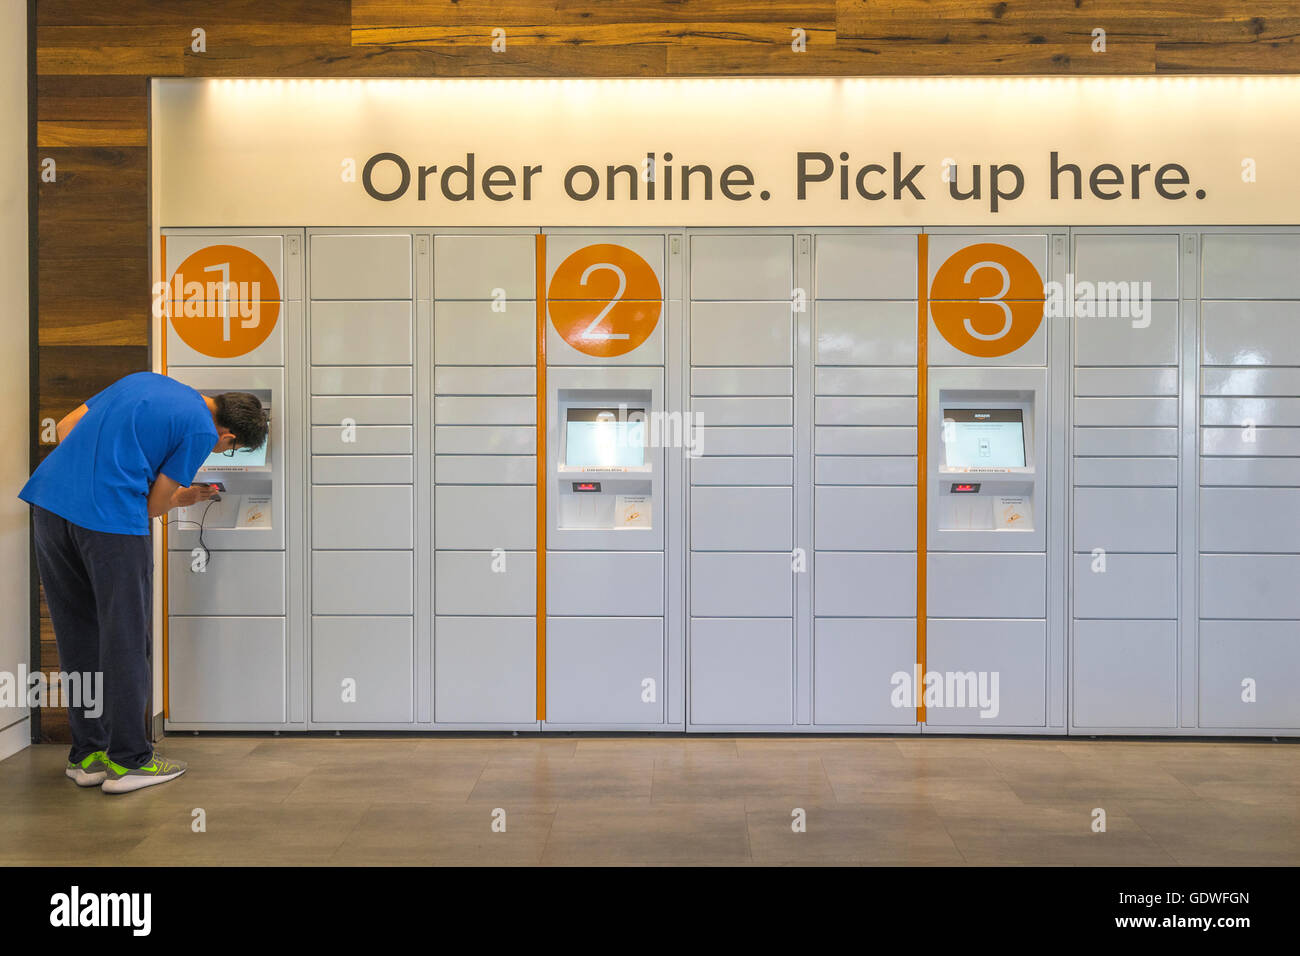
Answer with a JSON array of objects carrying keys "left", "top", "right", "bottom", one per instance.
[
  {"left": 172, "top": 484, "right": 219, "bottom": 509},
  {"left": 148, "top": 477, "right": 217, "bottom": 519}
]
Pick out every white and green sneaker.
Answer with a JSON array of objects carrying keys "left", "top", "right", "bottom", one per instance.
[
  {"left": 101, "top": 754, "right": 188, "bottom": 794},
  {"left": 65, "top": 751, "right": 109, "bottom": 787}
]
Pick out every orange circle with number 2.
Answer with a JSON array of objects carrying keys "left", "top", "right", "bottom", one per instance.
[
  {"left": 169, "top": 244, "right": 280, "bottom": 359},
  {"left": 548, "top": 243, "right": 662, "bottom": 358},
  {"left": 929, "top": 243, "right": 1044, "bottom": 358}
]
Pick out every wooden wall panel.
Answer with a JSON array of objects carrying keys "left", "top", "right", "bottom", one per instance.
[
  {"left": 36, "top": 76, "right": 148, "bottom": 147},
  {"left": 37, "top": 147, "right": 148, "bottom": 355},
  {"left": 29, "top": 0, "right": 1300, "bottom": 743},
  {"left": 177, "top": 43, "right": 671, "bottom": 78},
  {"left": 37, "top": 0, "right": 353, "bottom": 28},
  {"left": 36, "top": 27, "right": 188, "bottom": 76},
  {"left": 666, "top": 41, "right": 1156, "bottom": 73},
  {"left": 353, "top": 0, "right": 838, "bottom": 28},
  {"left": 37, "top": 346, "right": 150, "bottom": 426},
  {"left": 1156, "top": 41, "right": 1300, "bottom": 71},
  {"left": 353, "top": 23, "right": 839, "bottom": 47}
]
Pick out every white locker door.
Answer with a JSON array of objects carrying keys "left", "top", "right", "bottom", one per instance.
[
  {"left": 432, "top": 233, "right": 539, "bottom": 726},
  {"left": 1197, "top": 231, "right": 1300, "bottom": 733},
  {"left": 1070, "top": 231, "right": 1181, "bottom": 732},
  {"left": 811, "top": 232, "right": 921, "bottom": 731},
  {"left": 307, "top": 231, "right": 418, "bottom": 727},
  {"left": 688, "top": 231, "right": 798, "bottom": 729}
]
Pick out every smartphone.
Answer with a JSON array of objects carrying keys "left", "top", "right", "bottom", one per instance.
[{"left": 204, "top": 481, "right": 227, "bottom": 493}]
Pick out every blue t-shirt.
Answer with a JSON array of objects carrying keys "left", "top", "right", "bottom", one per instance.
[{"left": 19, "top": 372, "right": 218, "bottom": 535}]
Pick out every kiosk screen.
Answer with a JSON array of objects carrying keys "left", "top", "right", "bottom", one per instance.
[
  {"left": 942, "top": 408, "right": 1025, "bottom": 469},
  {"left": 565, "top": 408, "right": 646, "bottom": 468},
  {"left": 199, "top": 441, "right": 269, "bottom": 471}
]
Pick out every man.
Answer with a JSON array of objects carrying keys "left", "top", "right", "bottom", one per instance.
[{"left": 19, "top": 371, "right": 268, "bottom": 794}]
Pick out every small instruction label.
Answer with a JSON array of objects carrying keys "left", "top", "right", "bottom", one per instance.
[
  {"left": 237, "top": 495, "right": 272, "bottom": 529},
  {"left": 994, "top": 495, "right": 1031, "bottom": 530},
  {"left": 615, "top": 495, "right": 650, "bottom": 529}
]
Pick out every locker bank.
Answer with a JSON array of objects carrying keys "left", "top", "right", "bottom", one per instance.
[{"left": 159, "top": 222, "right": 1300, "bottom": 738}]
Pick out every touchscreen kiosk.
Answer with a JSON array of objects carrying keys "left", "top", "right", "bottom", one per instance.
[
  {"left": 556, "top": 396, "right": 653, "bottom": 533},
  {"left": 935, "top": 395, "right": 1037, "bottom": 537},
  {"left": 180, "top": 389, "right": 274, "bottom": 532}
]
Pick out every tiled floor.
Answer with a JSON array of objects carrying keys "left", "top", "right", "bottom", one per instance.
[{"left": 1, "top": 736, "right": 1296, "bottom": 865}]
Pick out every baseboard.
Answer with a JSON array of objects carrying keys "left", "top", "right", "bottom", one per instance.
[{"left": 0, "top": 716, "right": 31, "bottom": 761}]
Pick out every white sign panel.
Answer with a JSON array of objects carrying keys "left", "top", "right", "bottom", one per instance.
[{"left": 157, "top": 77, "right": 1300, "bottom": 226}]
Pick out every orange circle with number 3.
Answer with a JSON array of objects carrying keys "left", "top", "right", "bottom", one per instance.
[
  {"left": 548, "top": 243, "right": 662, "bottom": 358},
  {"left": 929, "top": 243, "right": 1044, "bottom": 358},
  {"left": 169, "top": 244, "right": 280, "bottom": 359}
]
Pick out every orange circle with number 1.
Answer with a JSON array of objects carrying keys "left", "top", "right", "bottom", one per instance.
[
  {"left": 548, "top": 243, "right": 662, "bottom": 358},
  {"left": 929, "top": 242, "right": 1044, "bottom": 358},
  {"left": 168, "top": 244, "right": 280, "bottom": 359}
]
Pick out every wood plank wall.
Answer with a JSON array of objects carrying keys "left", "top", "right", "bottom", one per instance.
[{"left": 29, "top": 0, "right": 1300, "bottom": 741}]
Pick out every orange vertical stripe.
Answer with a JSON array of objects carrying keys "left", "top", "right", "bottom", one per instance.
[
  {"left": 160, "top": 234, "right": 169, "bottom": 720},
  {"left": 535, "top": 234, "right": 547, "bottom": 722},
  {"left": 916, "top": 233, "right": 928, "bottom": 726}
]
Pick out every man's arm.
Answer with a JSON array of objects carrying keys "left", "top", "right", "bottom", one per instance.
[
  {"left": 146, "top": 474, "right": 181, "bottom": 518},
  {"left": 146, "top": 475, "right": 216, "bottom": 518},
  {"left": 55, "top": 404, "right": 89, "bottom": 442},
  {"left": 152, "top": 427, "right": 225, "bottom": 519}
]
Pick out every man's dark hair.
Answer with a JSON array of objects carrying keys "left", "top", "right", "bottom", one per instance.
[{"left": 213, "top": 392, "right": 269, "bottom": 451}]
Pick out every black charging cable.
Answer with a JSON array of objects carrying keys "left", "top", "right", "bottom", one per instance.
[
  {"left": 196, "top": 498, "right": 216, "bottom": 568},
  {"left": 163, "top": 497, "right": 218, "bottom": 569}
]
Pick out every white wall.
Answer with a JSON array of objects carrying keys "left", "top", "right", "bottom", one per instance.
[
  {"left": 150, "top": 79, "right": 163, "bottom": 724},
  {"left": 0, "top": 0, "right": 30, "bottom": 759}
]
